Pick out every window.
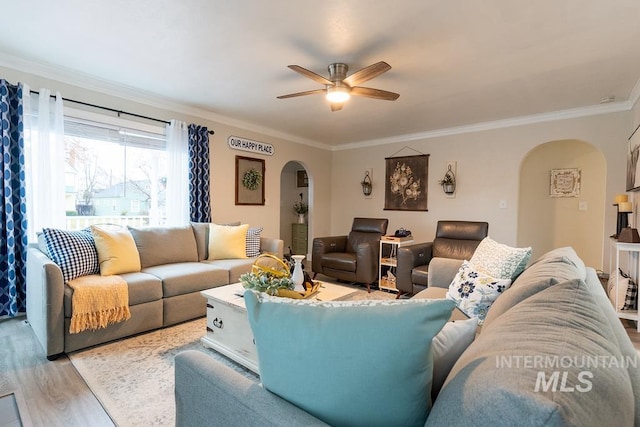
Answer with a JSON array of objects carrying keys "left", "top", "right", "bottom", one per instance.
[{"left": 63, "top": 113, "right": 168, "bottom": 230}]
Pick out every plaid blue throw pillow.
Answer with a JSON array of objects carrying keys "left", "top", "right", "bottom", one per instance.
[{"left": 42, "top": 228, "right": 100, "bottom": 282}]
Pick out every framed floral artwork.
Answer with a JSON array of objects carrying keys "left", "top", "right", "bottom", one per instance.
[
  {"left": 384, "top": 154, "right": 429, "bottom": 211},
  {"left": 235, "top": 155, "right": 265, "bottom": 205}
]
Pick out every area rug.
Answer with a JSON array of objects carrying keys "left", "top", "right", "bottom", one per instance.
[{"left": 69, "top": 288, "right": 394, "bottom": 426}]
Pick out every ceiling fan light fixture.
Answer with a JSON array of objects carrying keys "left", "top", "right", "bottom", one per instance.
[
  {"left": 278, "top": 61, "right": 398, "bottom": 109},
  {"left": 326, "top": 86, "right": 350, "bottom": 103}
]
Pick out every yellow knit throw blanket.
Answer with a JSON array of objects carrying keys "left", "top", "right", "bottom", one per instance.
[{"left": 67, "top": 274, "right": 131, "bottom": 334}]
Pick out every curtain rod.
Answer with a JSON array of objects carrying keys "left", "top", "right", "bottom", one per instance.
[{"left": 29, "top": 89, "right": 215, "bottom": 135}]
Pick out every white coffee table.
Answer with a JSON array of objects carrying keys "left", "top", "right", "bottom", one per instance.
[{"left": 200, "top": 281, "right": 356, "bottom": 373}]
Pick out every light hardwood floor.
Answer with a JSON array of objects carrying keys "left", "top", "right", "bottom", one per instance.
[
  {"left": 0, "top": 317, "right": 113, "bottom": 427},
  {"left": 623, "top": 319, "right": 640, "bottom": 350},
  {"left": 1, "top": 315, "right": 639, "bottom": 426}
]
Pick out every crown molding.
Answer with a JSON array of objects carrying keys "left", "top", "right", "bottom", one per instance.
[
  {"left": 333, "top": 101, "right": 633, "bottom": 151},
  {"left": 0, "top": 52, "right": 330, "bottom": 151}
]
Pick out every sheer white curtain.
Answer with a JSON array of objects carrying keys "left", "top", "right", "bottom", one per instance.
[
  {"left": 165, "top": 120, "right": 189, "bottom": 225},
  {"left": 23, "top": 85, "right": 66, "bottom": 241}
]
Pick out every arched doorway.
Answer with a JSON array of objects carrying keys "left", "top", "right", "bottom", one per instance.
[
  {"left": 517, "top": 139, "right": 606, "bottom": 269},
  {"left": 280, "top": 161, "right": 310, "bottom": 256}
]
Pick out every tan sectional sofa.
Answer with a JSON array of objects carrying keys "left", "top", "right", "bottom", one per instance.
[{"left": 26, "top": 223, "right": 283, "bottom": 360}]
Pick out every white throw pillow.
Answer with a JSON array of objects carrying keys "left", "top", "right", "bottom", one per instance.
[
  {"left": 431, "top": 318, "right": 478, "bottom": 399},
  {"left": 470, "top": 237, "right": 532, "bottom": 280},
  {"left": 446, "top": 260, "right": 512, "bottom": 324},
  {"left": 607, "top": 269, "right": 635, "bottom": 310}
]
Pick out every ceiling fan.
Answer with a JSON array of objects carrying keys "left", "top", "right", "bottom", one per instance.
[{"left": 277, "top": 61, "right": 399, "bottom": 112}]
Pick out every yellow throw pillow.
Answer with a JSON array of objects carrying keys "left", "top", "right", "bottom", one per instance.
[
  {"left": 91, "top": 225, "right": 141, "bottom": 275},
  {"left": 208, "top": 223, "right": 249, "bottom": 260}
]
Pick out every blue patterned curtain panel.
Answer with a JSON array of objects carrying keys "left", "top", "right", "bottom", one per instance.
[
  {"left": 0, "top": 80, "right": 28, "bottom": 317},
  {"left": 188, "top": 124, "right": 211, "bottom": 222}
]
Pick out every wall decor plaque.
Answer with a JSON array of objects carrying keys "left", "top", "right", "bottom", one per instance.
[
  {"left": 228, "top": 135, "right": 274, "bottom": 156},
  {"left": 549, "top": 168, "right": 581, "bottom": 197}
]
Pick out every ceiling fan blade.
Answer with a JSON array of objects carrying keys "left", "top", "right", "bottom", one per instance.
[
  {"left": 350, "top": 86, "right": 400, "bottom": 101},
  {"left": 287, "top": 65, "right": 333, "bottom": 86},
  {"left": 343, "top": 61, "right": 391, "bottom": 87},
  {"left": 277, "top": 89, "right": 326, "bottom": 99},
  {"left": 330, "top": 103, "right": 343, "bottom": 112}
]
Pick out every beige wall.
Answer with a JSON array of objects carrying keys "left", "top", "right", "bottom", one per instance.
[
  {"left": 517, "top": 140, "right": 606, "bottom": 268},
  {"left": 3, "top": 63, "right": 636, "bottom": 271},
  {"left": 1, "top": 65, "right": 333, "bottom": 243},
  {"left": 330, "top": 113, "right": 630, "bottom": 271}
]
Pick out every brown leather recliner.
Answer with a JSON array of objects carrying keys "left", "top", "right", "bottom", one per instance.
[
  {"left": 312, "top": 218, "right": 389, "bottom": 292},
  {"left": 396, "top": 220, "right": 489, "bottom": 296}
]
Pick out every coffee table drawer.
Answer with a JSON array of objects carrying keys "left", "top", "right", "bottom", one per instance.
[
  {"left": 202, "top": 301, "right": 258, "bottom": 372},
  {"left": 200, "top": 281, "right": 356, "bottom": 374}
]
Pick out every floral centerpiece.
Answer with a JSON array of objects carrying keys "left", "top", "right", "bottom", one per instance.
[
  {"left": 239, "top": 271, "right": 294, "bottom": 295},
  {"left": 240, "top": 254, "right": 294, "bottom": 295},
  {"left": 240, "top": 254, "right": 321, "bottom": 299}
]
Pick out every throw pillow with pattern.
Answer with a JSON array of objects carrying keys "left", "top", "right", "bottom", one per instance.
[
  {"left": 470, "top": 237, "right": 532, "bottom": 280},
  {"left": 42, "top": 228, "right": 100, "bottom": 282},
  {"left": 246, "top": 227, "right": 263, "bottom": 257},
  {"left": 619, "top": 269, "right": 638, "bottom": 310},
  {"left": 446, "top": 260, "right": 512, "bottom": 324}
]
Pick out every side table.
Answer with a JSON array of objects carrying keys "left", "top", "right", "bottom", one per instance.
[
  {"left": 609, "top": 238, "right": 640, "bottom": 332},
  {"left": 379, "top": 236, "right": 414, "bottom": 292}
]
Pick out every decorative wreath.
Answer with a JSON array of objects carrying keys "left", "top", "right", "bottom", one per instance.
[{"left": 242, "top": 168, "right": 262, "bottom": 190}]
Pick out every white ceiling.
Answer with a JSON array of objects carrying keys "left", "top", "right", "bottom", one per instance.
[{"left": 2, "top": 0, "right": 640, "bottom": 147}]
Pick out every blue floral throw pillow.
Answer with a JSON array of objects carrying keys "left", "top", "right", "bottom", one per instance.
[{"left": 446, "top": 260, "right": 512, "bottom": 324}]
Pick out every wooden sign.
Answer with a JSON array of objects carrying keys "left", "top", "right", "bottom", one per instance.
[{"left": 228, "top": 135, "right": 274, "bottom": 156}]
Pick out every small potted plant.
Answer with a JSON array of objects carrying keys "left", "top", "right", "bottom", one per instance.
[
  {"left": 439, "top": 173, "right": 456, "bottom": 194},
  {"left": 293, "top": 193, "right": 308, "bottom": 223},
  {"left": 293, "top": 200, "right": 308, "bottom": 223}
]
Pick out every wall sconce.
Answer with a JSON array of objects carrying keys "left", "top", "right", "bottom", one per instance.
[
  {"left": 439, "top": 165, "right": 456, "bottom": 195},
  {"left": 361, "top": 171, "right": 372, "bottom": 196}
]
